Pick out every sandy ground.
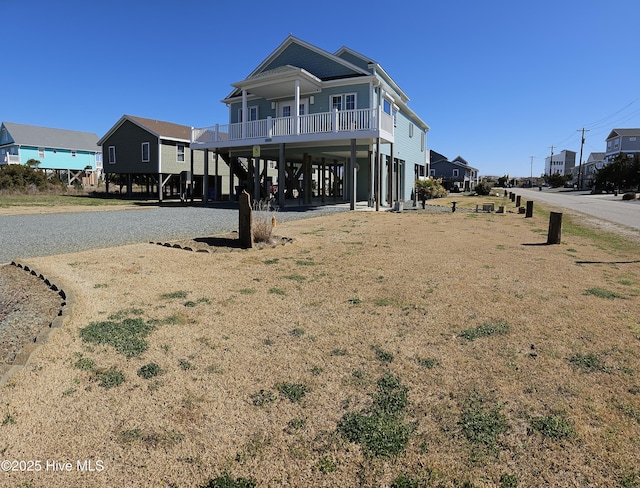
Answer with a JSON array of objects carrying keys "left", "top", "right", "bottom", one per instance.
[{"left": 1, "top": 198, "right": 640, "bottom": 487}]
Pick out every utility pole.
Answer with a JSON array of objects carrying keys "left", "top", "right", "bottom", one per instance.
[
  {"left": 577, "top": 128, "right": 589, "bottom": 190},
  {"left": 530, "top": 156, "right": 535, "bottom": 185},
  {"left": 548, "top": 145, "right": 555, "bottom": 176}
]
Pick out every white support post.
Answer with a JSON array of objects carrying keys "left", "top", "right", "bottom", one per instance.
[{"left": 294, "top": 80, "right": 300, "bottom": 135}]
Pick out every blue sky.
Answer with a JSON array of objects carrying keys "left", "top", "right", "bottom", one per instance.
[{"left": 3, "top": 0, "right": 639, "bottom": 177}]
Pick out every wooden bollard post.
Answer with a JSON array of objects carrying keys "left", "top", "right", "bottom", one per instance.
[
  {"left": 525, "top": 200, "right": 533, "bottom": 218},
  {"left": 238, "top": 190, "right": 253, "bottom": 249},
  {"left": 547, "top": 211, "right": 562, "bottom": 244},
  {"left": 510, "top": 192, "right": 515, "bottom": 202},
  {"left": 515, "top": 195, "right": 521, "bottom": 207}
]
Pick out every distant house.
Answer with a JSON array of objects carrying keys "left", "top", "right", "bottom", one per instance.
[
  {"left": 544, "top": 149, "right": 576, "bottom": 177},
  {"left": 429, "top": 150, "right": 479, "bottom": 191},
  {"left": 605, "top": 128, "right": 640, "bottom": 163},
  {"left": 0, "top": 122, "right": 101, "bottom": 185},
  {"left": 98, "top": 115, "right": 238, "bottom": 201},
  {"left": 577, "top": 152, "right": 606, "bottom": 190},
  {"left": 190, "top": 35, "right": 430, "bottom": 209}
]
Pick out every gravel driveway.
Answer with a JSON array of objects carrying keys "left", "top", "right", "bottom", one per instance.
[{"left": 0, "top": 204, "right": 351, "bottom": 264}]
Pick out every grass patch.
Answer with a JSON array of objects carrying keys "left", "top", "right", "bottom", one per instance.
[
  {"left": 296, "top": 259, "right": 315, "bottom": 266},
  {"left": 264, "top": 258, "right": 279, "bottom": 265},
  {"left": 93, "top": 368, "right": 125, "bottom": 389},
  {"left": 74, "top": 356, "right": 96, "bottom": 371},
  {"left": 348, "top": 296, "right": 362, "bottom": 305},
  {"left": 179, "top": 359, "right": 197, "bottom": 371},
  {"left": 283, "top": 274, "right": 306, "bottom": 282},
  {"left": 458, "top": 391, "right": 508, "bottom": 453},
  {"left": 250, "top": 389, "right": 276, "bottom": 407},
  {"left": 337, "top": 372, "right": 413, "bottom": 457},
  {"left": 160, "top": 290, "right": 189, "bottom": 299},
  {"left": 529, "top": 413, "right": 576, "bottom": 440},
  {"left": 371, "top": 344, "right": 394, "bottom": 363},
  {"left": 416, "top": 357, "right": 438, "bottom": 369},
  {"left": 290, "top": 327, "right": 305, "bottom": 337},
  {"left": 199, "top": 473, "right": 256, "bottom": 488},
  {"left": 2, "top": 412, "right": 17, "bottom": 426},
  {"left": 317, "top": 456, "right": 337, "bottom": 473},
  {"left": 79, "top": 317, "right": 155, "bottom": 358},
  {"left": 568, "top": 353, "right": 608, "bottom": 373},
  {"left": 239, "top": 288, "right": 257, "bottom": 295},
  {"left": 137, "top": 362, "right": 162, "bottom": 379},
  {"left": 459, "top": 321, "right": 510, "bottom": 341},
  {"left": 584, "top": 287, "right": 624, "bottom": 299},
  {"left": 268, "top": 287, "right": 286, "bottom": 296},
  {"left": 276, "top": 382, "right": 308, "bottom": 403},
  {"left": 330, "top": 348, "right": 347, "bottom": 356}
]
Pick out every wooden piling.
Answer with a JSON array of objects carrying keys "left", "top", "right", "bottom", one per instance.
[
  {"left": 525, "top": 200, "right": 533, "bottom": 218},
  {"left": 547, "top": 212, "right": 562, "bottom": 244},
  {"left": 239, "top": 190, "right": 253, "bottom": 249}
]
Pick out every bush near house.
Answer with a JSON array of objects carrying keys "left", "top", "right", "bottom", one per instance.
[
  {"left": 474, "top": 181, "right": 493, "bottom": 196},
  {"left": 0, "top": 160, "right": 63, "bottom": 192},
  {"left": 415, "top": 178, "right": 447, "bottom": 206}
]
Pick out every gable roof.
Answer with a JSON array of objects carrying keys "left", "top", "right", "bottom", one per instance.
[
  {"left": 97, "top": 115, "right": 191, "bottom": 145},
  {"left": 0, "top": 122, "right": 99, "bottom": 152},
  {"left": 429, "top": 150, "right": 448, "bottom": 164},
  {"left": 606, "top": 128, "right": 640, "bottom": 140},
  {"left": 430, "top": 151, "right": 478, "bottom": 171}
]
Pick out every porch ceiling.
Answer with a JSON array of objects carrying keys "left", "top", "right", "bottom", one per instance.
[{"left": 230, "top": 65, "right": 322, "bottom": 100}]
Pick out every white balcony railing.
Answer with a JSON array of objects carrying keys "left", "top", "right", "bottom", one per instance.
[
  {"left": 192, "top": 107, "right": 393, "bottom": 145},
  {"left": 3, "top": 154, "right": 20, "bottom": 164}
]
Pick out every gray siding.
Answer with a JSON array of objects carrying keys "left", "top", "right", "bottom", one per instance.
[
  {"left": 102, "top": 120, "right": 159, "bottom": 173},
  {"left": 263, "top": 43, "right": 360, "bottom": 80}
]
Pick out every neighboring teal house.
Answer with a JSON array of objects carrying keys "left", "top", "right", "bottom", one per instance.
[
  {"left": 191, "top": 35, "right": 430, "bottom": 210},
  {"left": 0, "top": 122, "right": 102, "bottom": 185}
]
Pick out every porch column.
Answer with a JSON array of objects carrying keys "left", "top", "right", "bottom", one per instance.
[
  {"left": 389, "top": 143, "right": 395, "bottom": 205},
  {"left": 375, "top": 137, "right": 380, "bottom": 211},
  {"left": 368, "top": 148, "right": 374, "bottom": 207},
  {"left": 350, "top": 138, "right": 357, "bottom": 210},
  {"left": 333, "top": 160, "right": 338, "bottom": 201},
  {"left": 321, "top": 157, "right": 326, "bottom": 203},
  {"left": 242, "top": 89, "right": 248, "bottom": 139},
  {"left": 203, "top": 149, "right": 209, "bottom": 203},
  {"left": 278, "top": 143, "right": 286, "bottom": 209},
  {"left": 157, "top": 173, "right": 162, "bottom": 202},
  {"left": 190, "top": 149, "right": 195, "bottom": 203},
  {"left": 294, "top": 80, "right": 300, "bottom": 135},
  {"left": 253, "top": 156, "right": 261, "bottom": 201},
  {"left": 229, "top": 158, "right": 235, "bottom": 201},
  {"left": 214, "top": 150, "right": 219, "bottom": 201}
]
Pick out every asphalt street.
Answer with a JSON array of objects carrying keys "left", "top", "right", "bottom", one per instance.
[{"left": 510, "top": 188, "right": 640, "bottom": 231}]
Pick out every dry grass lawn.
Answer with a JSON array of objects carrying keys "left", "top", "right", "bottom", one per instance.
[{"left": 2, "top": 195, "right": 640, "bottom": 487}]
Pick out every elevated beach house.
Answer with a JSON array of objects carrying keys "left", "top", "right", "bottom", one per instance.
[
  {"left": 0, "top": 122, "right": 101, "bottom": 185},
  {"left": 98, "top": 115, "right": 237, "bottom": 201},
  {"left": 190, "top": 35, "right": 430, "bottom": 210}
]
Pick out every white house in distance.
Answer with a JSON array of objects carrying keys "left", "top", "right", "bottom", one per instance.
[{"left": 544, "top": 149, "right": 576, "bottom": 176}]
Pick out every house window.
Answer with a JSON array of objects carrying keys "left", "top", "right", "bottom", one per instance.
[
  {"left": 630, "top": 137, "right": 637, "bottom": 142},
  {"left": 108, "top": 146, "right": 116, "bottom": 164},
  {"left": 177, "top": 144, "right": 185, "bottom": 163},
  {"left": 38, "top": 148, "right": 45, "bottom": 158},
  {"left": 409, "top": 123, "right": 414, "bottom": 138},
  {"left": 282, "top": 105, "right": 291, "bottom": 117},
  {"left": 331, "top": 95, "right": 342, "bottom": 111},
  {"left": 331, "top": 93, "right": 357, "bottom": 111},
  {"left": 383, "top": 99, "right": 391, "bottom": 115},
  {"left": 453, "top": 169, "right": 459, "bottom": 177},
  {"left": 430, "top": 169, "right": 435, "bottom": 176},
  {"left": 421, "top": 131, "right": 425, "bottom": 152},
  {"left": 142, "top": 142, "right": 150, "bottom": 162}
]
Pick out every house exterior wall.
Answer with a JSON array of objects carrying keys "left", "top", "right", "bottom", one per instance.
[
  {"left": 606, "top": 132, "right": 640, "bottom": 161},
  {"left": 5, "top": 145, "right": 96, "bottom": 170},
  {"left": 263, "top": 43, "right": 357, "bottom": 80},
  {"left": 102, "top": 120, "right": 160, "bottom": 174},
  {"left": 393, "top": 109, "right": 427, "bottom": 201}
]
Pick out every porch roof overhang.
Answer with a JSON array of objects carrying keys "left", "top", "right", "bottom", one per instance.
[{"left": 224, "top": 65, "right": 322, "bottom": 102}]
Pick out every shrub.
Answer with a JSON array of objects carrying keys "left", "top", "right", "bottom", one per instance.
[
  {"left": 415, "top": 177, "right": 448, "bottom": 202},
  {"left": 252, "top": 200, "right": 277, "bottom": 244},
  {"left": 475, "top": 181, "right": 493, "bottom": 196},
  {"left": 0, "top": 162, "right": 62, "bottom": 192},
  {"left": 622, "top": 192, "right": 637, "bottom": 201}
]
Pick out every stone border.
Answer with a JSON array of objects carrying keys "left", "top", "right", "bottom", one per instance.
[
  {"left": 0, "top": 262, "right": 75, "bottom": 388},
  {"left": 149, "top": 235, "right": 294, "bottom": 253}
]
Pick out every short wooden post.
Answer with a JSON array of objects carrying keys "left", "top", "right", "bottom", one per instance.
[
  {"left": 239, "top": 190, "right": 253, "bottom": 249},
  {"left": 510, "top": 192, "right": 515, "bottom": 202},
  {"left": 525, "top": 200, "right": 533, "bottom": 218},
  {"left": 515, "top": 195, "right": 521, "bottom": 207},
  {"left": 547, "top": 211, "right": 562, "bottom": 244}
]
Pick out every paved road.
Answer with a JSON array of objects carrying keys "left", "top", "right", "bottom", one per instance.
[
  {"left": 0, "top": 203, "right": 350, "bottom": 264},
  {"left": 510, "top": 188, "right": 640, "bottom": 231}
]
